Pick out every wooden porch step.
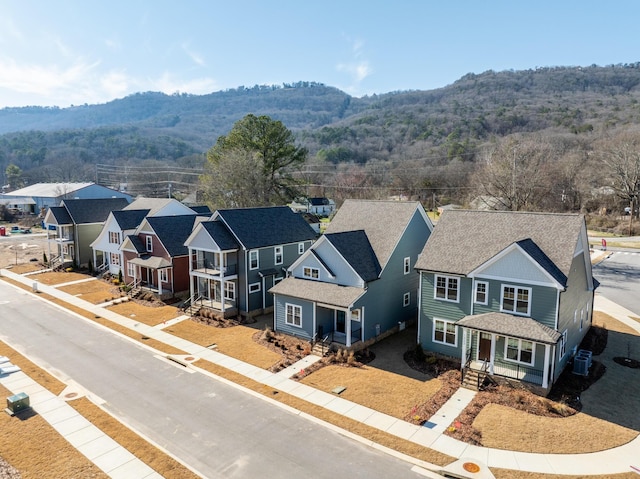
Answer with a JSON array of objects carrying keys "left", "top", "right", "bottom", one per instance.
[
  {"left": 311, "top": 342, "right": 331, "bottom": 357},
  {"left": 461, "top": 368, "right": 481, "bottom": 391},
  {"left": 184, "top": 305, "right": 201, "bottom": 316}
]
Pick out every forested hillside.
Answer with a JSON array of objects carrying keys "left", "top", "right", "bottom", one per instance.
[{"left": 2, "top": 65, "right": 640, "bottom": 218}]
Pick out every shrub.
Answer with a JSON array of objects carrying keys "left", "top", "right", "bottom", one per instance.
[{"left": 346, "top": 351, "right": 356, "bottom": 365}]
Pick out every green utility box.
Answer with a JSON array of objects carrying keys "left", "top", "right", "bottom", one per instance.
[{"left": 7, "top": 392, "right": 30, "bottom": 414}]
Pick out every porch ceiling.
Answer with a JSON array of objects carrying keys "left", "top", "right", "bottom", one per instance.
[
  {"left": 270, "top": 277, "right": 365, "bottom": 308},
  {"left": 457, "top": 312, "right": 561, "bottom": 344},
  {"left": 129, "top": 255, "right": 172, "bottom": 269}
]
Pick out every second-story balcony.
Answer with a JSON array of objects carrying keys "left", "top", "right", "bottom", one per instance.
[{"left": 192, "top": 259, "right": 237, "bottom": 277}]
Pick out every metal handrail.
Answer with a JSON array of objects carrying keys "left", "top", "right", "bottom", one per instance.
[{"left": 461, "top": 349, "right": 472, "bottom": 382}]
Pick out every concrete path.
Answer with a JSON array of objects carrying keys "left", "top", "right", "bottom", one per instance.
[{"left": 1, "top": 268, "right": 640, "bottom": 477}]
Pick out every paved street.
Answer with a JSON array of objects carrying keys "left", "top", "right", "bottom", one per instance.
[
  {"left": 593, "top": 251, "right": 640, "bottom": 316},
  {"left": 0, "top": 281, "right": 424, "bottom": 479}
]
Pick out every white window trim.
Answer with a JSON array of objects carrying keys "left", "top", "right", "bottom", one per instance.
[
  {"left": 109, "top": 252, "right": 120, "bottom": 266},
  {"left": 224, "top": 282, "right": 235, "bottom": 300},
  {"left": 474, "top": 280, "right": 488, "bottom": 305},
  {"left": 285, "top": 303, "right": 302, "bottom": 327},
  {"left": 145, "top": 236, "right": 153, "bottom": 252},
  {"left": 303, "top": 266, "right": 319, "bottom": 279},
  {"left": 109, "top": 231, "right": 120, "bottom": 244},
  {"left": 249, "top": 250, "right": 259, "bottom": 270},
  {"left": 559, "top": 330, "right": 568, "bottom": 358},
  {"left": 500, "top": 284, "right": 532, "bottom": 316},
  {"left": 274, "top": 246, "right": 283, "bottom": 265},
  {"left": 403, "top": 257, "right": 411, "bottom": 275},
  {"left": 403, "top": 292, "right": 410, "bottom": 307},
  {"left": 504, "top": 337, "right": 535, "bottom": 366},
  {"left": 351, "top": 309, "right": 361, "bottom": 322},
  {"left": 298, "top": 242, "right": 305, "bottom": 255},
  {"left": 159, "top": 269, "right": 168, "bottom": 283},
  {"left": 434, "top": 275, "right": 459, "bottom": 303},
  {"left": 274, "top": 276, "right": 283, "bottom": 285},
  {"left": 432, "top": 318, "right": 457, "bottom": 347},
  {"left": 249, "top": 282, "right": 261, "bottom": 293},
  {"left": 127, "top": 262, "right": 135, "bottom": 277}
]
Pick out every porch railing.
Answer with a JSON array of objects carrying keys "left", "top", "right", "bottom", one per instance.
[
  {"left": 493, "top": 362, "right": 544, "bottom": 385},
  {"left": 461, "top": 349, "right": 472, "bottom": 383},
  {"left": 192, "top": 260, "right": 237, "bottom": 276}
]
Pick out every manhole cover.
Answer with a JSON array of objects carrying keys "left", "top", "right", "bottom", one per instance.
[
  {"left": 463, "top": 462, "right": 480, "bottom": 473},
  {"left": 184, "top": 356, "right": 195, "bottom": 361},
  {"left": 64, "top": 392, "right": 78, "bottom": 399}
]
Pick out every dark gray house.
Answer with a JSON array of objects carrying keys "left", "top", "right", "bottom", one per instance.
[
  {"left": 271, "top": 200, "right": 433, "bottom": 349},
  {"left": 184, "top": 206, "right": 317, "bottom": 319},
  {"left": 415, "top": 210, "right": 597, "bottom": 393}
]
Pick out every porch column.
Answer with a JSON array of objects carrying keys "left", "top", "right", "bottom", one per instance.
[
  {"left": 489, "top": 333, "right": 496, "bottom": 374},
  {"left": 158, "top": 270, "right": 163, "bottom": 295},
  {"left": 460, "top": 328, "right": 467, "bottom": 366},
  {"left": 188, "top": 248, "right": 193, "bottom": 273},
  {"left": 346, "top": 310, "right": 352, "bottom": 347},
  {"left": 542, "top": 343, "right": 551, "bottom": 389}
]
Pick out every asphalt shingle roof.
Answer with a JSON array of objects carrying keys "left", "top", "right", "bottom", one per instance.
[
  {"left": 112, "top": 209, "right": 150, "bottom": 231},
  {"left": 270, "top": 277, "right": 366, "bottom": 309},
  {"left": 324, "top": 200, "right": 426, "bottom": 270},
  {"left": 216, "top": 206, "right": 317, "bottom": 250},
  {"left": 414, "top": 210, "right": 584, "bottom": 284},
  {"left": 457, "top": 312, "right": 562, "bottom": 344},
  {"left": 201, "top": 221, "right": 240, "bottom": 251},
  {"left": 62, "top": 198, "right": 129, "bottom": 224},
  {"left": 145, "top": 215, "right": 201, "bottom": 257},
  {"left": 325, "top": 231, "right": 381, "bottom": 282},
  {"left": 47, "top": 206, "right": 72, "bottom": 225}
]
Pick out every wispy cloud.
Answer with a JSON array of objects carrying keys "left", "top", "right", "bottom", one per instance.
[
  {"left": 336, "top": 36, "right": 372, "bottom": 95},
  {"left": 152, "top": 71, "right": 219, "bottom": 95},
  {"left": 182, "top": 42, "right": 206, "bottom": 67}
]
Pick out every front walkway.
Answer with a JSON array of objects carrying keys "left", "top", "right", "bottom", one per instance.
[{"left": 1, "top": 268, "right": 639, "bottom": 476}]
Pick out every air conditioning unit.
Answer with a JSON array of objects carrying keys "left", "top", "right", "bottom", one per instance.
[
  {"left": 577, "top": 349, "right": 593, "bottom": 368},
  {"left": 573, "top": 356, "right": 589, "bottom": 376},
  {"left": 6, "top": 392, "right": 30, "bottom": 415}
]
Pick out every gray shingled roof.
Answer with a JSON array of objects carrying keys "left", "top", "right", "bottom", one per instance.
[
  {"left": 217, "top": 206, "right": 317, "bottom": 250},
  {"left": 414, "top": 210, "right": 584, "bottom": 282},
  {"left": 62, "top": 198, "right": 130, "bottom": 224},
  {"left": 112, "top": 209, "right": 150, "bottom": 230},
  {"left": 270, "top": 277, "right": 365, "bottom": 308},
  {"left": 47, "top": 206, "right": 72, "bottom": 225},
  {"left": 125, "top": 234, "right": 147, "bottom": 253},
  {"left": 201, "top": 221, "right": 240, "bottom": 251},
  {"left": 325, "top": 200, "right": 426, "bottom": 270},
  {"left": 146, "top": 215, "right": 201, "bottom": 257},
  {"left": 325, "top": 230, "right": 381, "bottom": 282},
  {"left": 457, "top": 312, "right": 562, "bottom": 344}
]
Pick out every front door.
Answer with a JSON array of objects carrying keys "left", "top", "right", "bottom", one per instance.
[
  {"left": 336, "top": 310, "right": 346, "bottom": 334},
  {"left": 478, "top": 333, "right": 491, "bottom": 361}
]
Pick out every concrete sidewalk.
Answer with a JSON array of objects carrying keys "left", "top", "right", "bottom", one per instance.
[{"left": 1, "top": 268, "right": 639, "bottom": 477}]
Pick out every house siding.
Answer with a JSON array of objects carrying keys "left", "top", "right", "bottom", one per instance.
[
  {"left": 274, "top": 294, "right": 314, "bottom": 340},
  {"left": 77, "top": 224, "right": 104, "bottom": 267},
  {"left": 296, "top": 239, "right": 361, "bottom": 286}
]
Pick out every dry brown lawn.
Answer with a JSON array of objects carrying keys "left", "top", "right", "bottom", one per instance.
[
  {"left": 106, "top": 301, "right": 181, "bottom": 326},
  {"left": 0, "top": 341, "right": 197, "bottom": 478},
  {"left": 473, "top": 404, "right": 637, "bottom": 453},
  {"left": 301, "top": 364, "right": 442, "bottom": 419},
  {"left": 31, "top": 271, "right": 91, "bottom": 285},
  {"left": 167, "top": 320, "right": 282, "bottom": 369},
  {"left": 3, "top": 263, "right": 44, "bottom": 274},
  {"left": 58, "top": 279, "right": 125, "bottom": 304}
]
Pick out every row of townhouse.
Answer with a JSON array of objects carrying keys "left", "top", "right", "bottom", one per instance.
[{"left": 44, "top": 196, "right": 596, "bottom": 394}]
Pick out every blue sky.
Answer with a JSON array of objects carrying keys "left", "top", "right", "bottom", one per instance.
[{"left": 1, "top": 1, "right": 639, "bottom": 108}]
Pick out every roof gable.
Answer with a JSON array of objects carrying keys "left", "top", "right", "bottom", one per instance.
[
  {"left": 325, "top": 200, "right": 430, "bottom": 270},
  {"left": 415, "top": 210, "right": 584, "bottom": 279},
  {"left": 45, "top": 206, "right": 72, "bottom": 225},
  {"left": 112, "top": 209, "right": 150, "bottom": 231},
  {"left": 215, "top": 206, "right": 316, "bottom": 250},
  {"left": 61, "top": 198, "right": 129, "bottom": 224},
  {"left": 124, "top": 198, "right": 194, "bottom": 216}
]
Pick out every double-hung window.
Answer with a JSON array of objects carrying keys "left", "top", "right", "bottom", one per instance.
[
  {"left": 474, "top": 281, "right": 488, "bottom": 305},
  {"left": 435, "top": 275, "right": 459, "bottom": 302},
  {"left": 298, "top": 242, "right": 305, "bottom": 255},
  {"left": 108, "top": 232, "right": 120, "bottom": 244},
  {"left": 249, "top": 250, "right": 259, "bottom": 270},
  {"left": 433, "top": 319, "right": 457, "bottom": 346},
  {"left": 109, "top": 252, "right": 120, "bottom": 266},
  {"left": 505, "top": 338, "right": 534, "bottom": 365},
  {"left": 501, "top": 285, "right": 531, "bottom": 315},
  {"left": 403, "top": 257, "right": 411, "bottom": 275},
  {"left": 159, "top": 269, "right": 168, "bottom": 283},
  {"left": 403, "top": 292, "right": 410, "bottom": 307},
  {"left": 145, "top": 236, "right": 153, "bottom": 252},
  {"left": 286, "top": 303, "right": 302, "bottom": 327},
  {"left": 224, "top": 282, "right": 235, "bottom": 301},
  {"left": 559, "top": 330, "right": 568, "bottom": 358},
  {"left": 274, "top": 246, "right": 283, "bottom": 265}
]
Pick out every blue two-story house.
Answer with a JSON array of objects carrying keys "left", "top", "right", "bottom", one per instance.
[
  {"left": 415, "top": 210, "right": 597, "bottom": 393},
  {"left": 184, "top": 206, "right": 317, "bottom": 320},
  {"left": 270, "top": 200, "right": 433, "bottom": 349}
]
